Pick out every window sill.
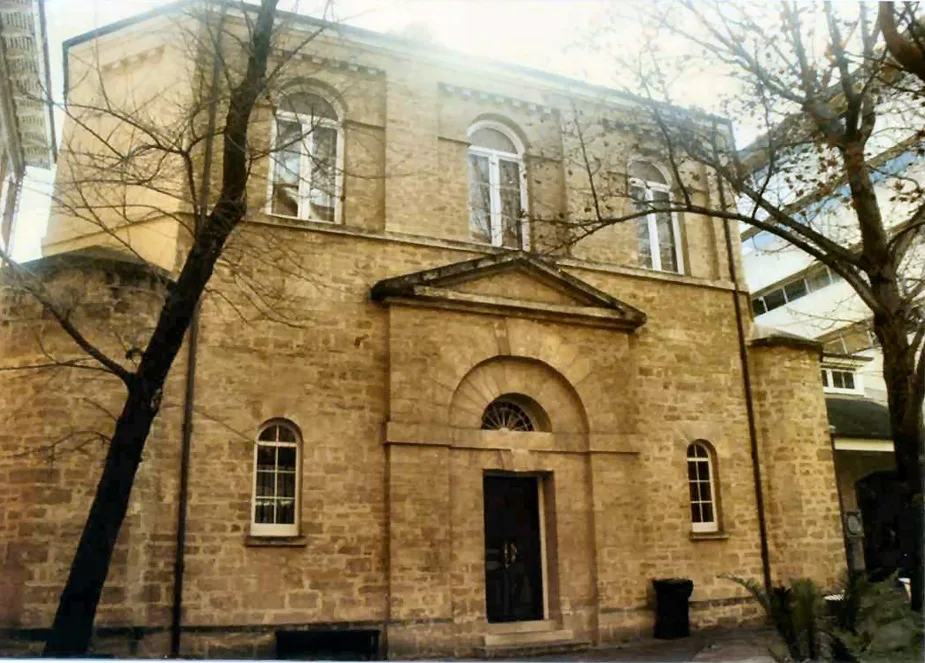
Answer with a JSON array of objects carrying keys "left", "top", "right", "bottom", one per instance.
[
  {"left": 689, "top": 531, "right": 729, "bottom": 542},
  {"left": 266, "top": 212, "right": 337, "bottom": 226},
  {"left": 245, "top": 535, "right": 308, "bottom": 547}
]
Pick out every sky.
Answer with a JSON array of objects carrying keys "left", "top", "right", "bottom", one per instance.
[{"left": 9, "top": 0, "right": 647, "bottom": 260}]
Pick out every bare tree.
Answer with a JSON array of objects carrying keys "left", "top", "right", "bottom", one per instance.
[
  {"left": 881, "top": 1, "right": 925, "bottom": 84},
  {"left": 544, "top": 1, "right": 925, "bottom": 610},
  {"left": 0, "top": 0, "right": 364, "bottom": 653}
]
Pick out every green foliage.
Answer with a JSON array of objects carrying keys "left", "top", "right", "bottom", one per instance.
[
  {"left": 722, "top": 574, "right": 828, "bottom": 662},
  {"left": 722, "top": 573, "right": 923, "bottom": 663},
  {"left": 832, "top": 573, "right": 923, "bottom": 663}
]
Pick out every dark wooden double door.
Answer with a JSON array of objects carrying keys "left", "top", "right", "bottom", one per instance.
[{"left": 483, "top": 475, "right": 544, "bottom": 623}]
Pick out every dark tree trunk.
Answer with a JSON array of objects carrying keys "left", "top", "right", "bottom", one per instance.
[
  {"left": 42, "top": 383, "right": 159, "bottom": 656},
  {"left": 845, "top": 138, "right": 924, "bottom": 611},
  {"left": 41, "top": 0, "right": 280, "bottom": 654},
  {"left": 877, "top": 320, "right": 925, "bottom": 612}
]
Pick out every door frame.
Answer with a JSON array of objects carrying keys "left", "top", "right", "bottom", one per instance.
[{"left": 483, "top": 470, "right": 550, "bottom": 622}]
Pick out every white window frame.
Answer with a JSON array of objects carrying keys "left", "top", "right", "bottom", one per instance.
[
  {"left": 629, "top": 160, "right": 684, "bottom": 274},
  {"left": 251, "top": 421, "right": 301, "bottom": 537},
  {"left": 467, "top": 121, "right": 530, "bottom": 250},
  {"left": 266, "top": 101, "right": 344, "bottom": 224},
  {"left": 822, "top": 367, "right": 864, "bottom": 395},
  {"left": 687, "top": 442, "right": 719, "bottom": 533}
]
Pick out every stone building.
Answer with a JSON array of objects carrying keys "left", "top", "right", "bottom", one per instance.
[{"left": 1, "top": 2, "right": 846, "bottom": 658}]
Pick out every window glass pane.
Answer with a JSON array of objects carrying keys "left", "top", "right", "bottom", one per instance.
[
  {"left": 259, "top": 425, "right": 278, "bottom": 441},
  {"left": 833, "top": 371, "right": 845, "bottom": 389},
  {"left": 805, "top": 267, "right": 831, "bottom": 292},
  {"left": 821, "top": 370, "right": 828, "bottom": 387},
  {"left": 277, "top": 425, "right": 296, "bottom": 442},
  {"left": 499, "top": 159, "right": 523, "bottom": 248},
  {"left": 277, "top": 471, "right": 296, "bottom": 499},
  {"left": 276, "top": 498, "right": 296, "bottom": 525},
  {"left": 470, "top": 127, "right": 517, "bottom": 153},
  {"left": 257, "top": 445, "right": 275, "bottom": 469},
  {"left": 468, "top": 154, "right": 492, "bottom": 243},
  {"left": 701, "top": 502, "right": 714, "bottom": 524},
  {"left": 763, "top": 288, "right": 786, "bottom": 311},
  {"left": 309, "top": 126, "right": 337, "bottom": 221},
  {"left": 688, "top": 444, "right": 707, "bottom": 459},
  {"left": 272, "top": 119, "right": 302, "bottom": 216},
  {"left": 691, "top": 503, "right": 701, "bottom": 523},
  {"left": 687, "top": 461, "right": 698, "bottom": 481},
  {"left": 254, "top": 498, "right": 274, "bottom": 524},
  {"left": 278, "top": 446, "right": 297, "bottom": 469},
  {"left": 637, "top": 218, "right": 653, "bottom": 269},
  {"left": 654, "top": 190, "right": 677, "bottom": 272},
  {"left": 689, "top": 481, "right": 699, "bottom": 503},
  {"left": 843, "top": 372, "right": 855, "bottom": 389},
  {"left": 784, "top": 279, "right": 808, "bottom": 302},
  {"left": 752, "top": 298, "right": 767, "bottom": 316},
  {"left": 699, "top": 479, "right": 712, "bottom": 503},
  {"left": 256, "top": 470, "right": 275, "bottom": 497}
]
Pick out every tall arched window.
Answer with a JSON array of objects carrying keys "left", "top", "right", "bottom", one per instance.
[
  {"left": 687, "top": 442, "right": 718, "bottom": 533},
  {"left": 268, "top": 91, "right": 341, "bottom": 223},
  {"left": 252, "top": 420, "right": 301, "bottom": 536},
  {"left": 629, "top": 161, "right": 683, "bottom": 273},
  {"left": 467, "top": 121, "right": 528, "bottom": 249}
]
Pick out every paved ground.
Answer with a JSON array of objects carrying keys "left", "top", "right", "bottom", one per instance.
[{"left": 518, "top": 628, "right": 776, "bottom": 662}]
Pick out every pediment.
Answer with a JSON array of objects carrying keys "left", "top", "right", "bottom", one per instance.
[{"left": 371, "top": 251, "right": 646, "bottom": 330}]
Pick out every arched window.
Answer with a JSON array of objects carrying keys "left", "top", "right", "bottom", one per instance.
[
  {"left": 252, "top": 420, "right": 300, "bottom": 536},
  {"left": 629, "top": 160, "right": 683, "bottom": 273},
  {"left": 268, "top": 90, "right": 341, "bottom": 223},
  {"left": 481, "top": 394, "right": 548, "bottom": 432},
  {"left": 687, "top": 442, "right": 718, "bottom": 533},
  {"left": 468, "top": 121, "right": 528, "bottom": 249}
]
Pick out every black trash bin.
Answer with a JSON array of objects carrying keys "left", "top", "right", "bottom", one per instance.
[{"left": 652, "top": 578, "right": 694, "bottom": 639}]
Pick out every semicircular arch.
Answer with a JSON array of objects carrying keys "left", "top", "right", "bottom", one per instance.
[{"left": 449, "top": 355, "right": 588, "bottom": 435}]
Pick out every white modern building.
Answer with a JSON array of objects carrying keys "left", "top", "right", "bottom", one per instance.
[{"left": 0, "top": 0, "right": 55, "bottom": 252}]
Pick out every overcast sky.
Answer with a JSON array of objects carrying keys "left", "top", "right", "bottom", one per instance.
[{"left": 11, "top": 0, "right": 631, "bottom": 260}]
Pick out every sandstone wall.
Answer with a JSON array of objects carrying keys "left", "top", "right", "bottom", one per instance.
[{"left": 750, "top": 341, "right": 846, "bottom": 588}]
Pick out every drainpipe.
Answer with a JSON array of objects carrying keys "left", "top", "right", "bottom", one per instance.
[
  {"left": 715, "top": 168, "right": 773, "bottom": 594},
  {"left": 170, "top": 6, "right": 225, "bottom": 656}
]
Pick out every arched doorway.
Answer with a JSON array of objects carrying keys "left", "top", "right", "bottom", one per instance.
[{"left": 481, "top": 395, "right": 550, "bottom": 623}]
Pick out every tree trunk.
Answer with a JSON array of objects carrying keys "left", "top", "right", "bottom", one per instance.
[
  {"left": 875, "top": 315, "right": 924, "bottom": 612},
  {"left": 42, "top": 381, "right": 160, "bottom": 655},
  {"left": 40, "top": 0, "right": 279, "bottom": 653}
]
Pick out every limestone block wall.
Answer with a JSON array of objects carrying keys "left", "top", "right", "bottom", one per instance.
[
  {"left": 0, "top": 257, "right": 179, "bottom": 635},
  {"left": 44, "top": 13, "right": 742, "bottom": 283},
  {"left": 750, "top": 341, "right": 846, "bottom": 587},
  {"left": 0, "top": 224, "right": 850, "bottom": 657}
]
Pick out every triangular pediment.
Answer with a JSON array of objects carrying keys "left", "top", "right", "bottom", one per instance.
[{"left": 371, "top": 252, "right": 646, "bottom": 330}]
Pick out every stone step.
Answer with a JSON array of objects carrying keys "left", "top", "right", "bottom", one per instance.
[
  {"left": 484, "top": 619, "right": 558, "bottom": 635},
  {"left": 485, "top": 628, "right": 573, "bottom": 648},
  {"left": 478, "top": 636, "right": 591, "bottom": 659}
]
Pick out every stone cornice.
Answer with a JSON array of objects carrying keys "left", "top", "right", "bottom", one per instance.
[
  {"left": 438, "top": 82, "right": 556, "bottom": 116},
  {"left": 99, "top": 45, "right": 165, "bottom": 73},
  {"left": 278, "top": 49, "right": 385, "bottom": 77}
]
